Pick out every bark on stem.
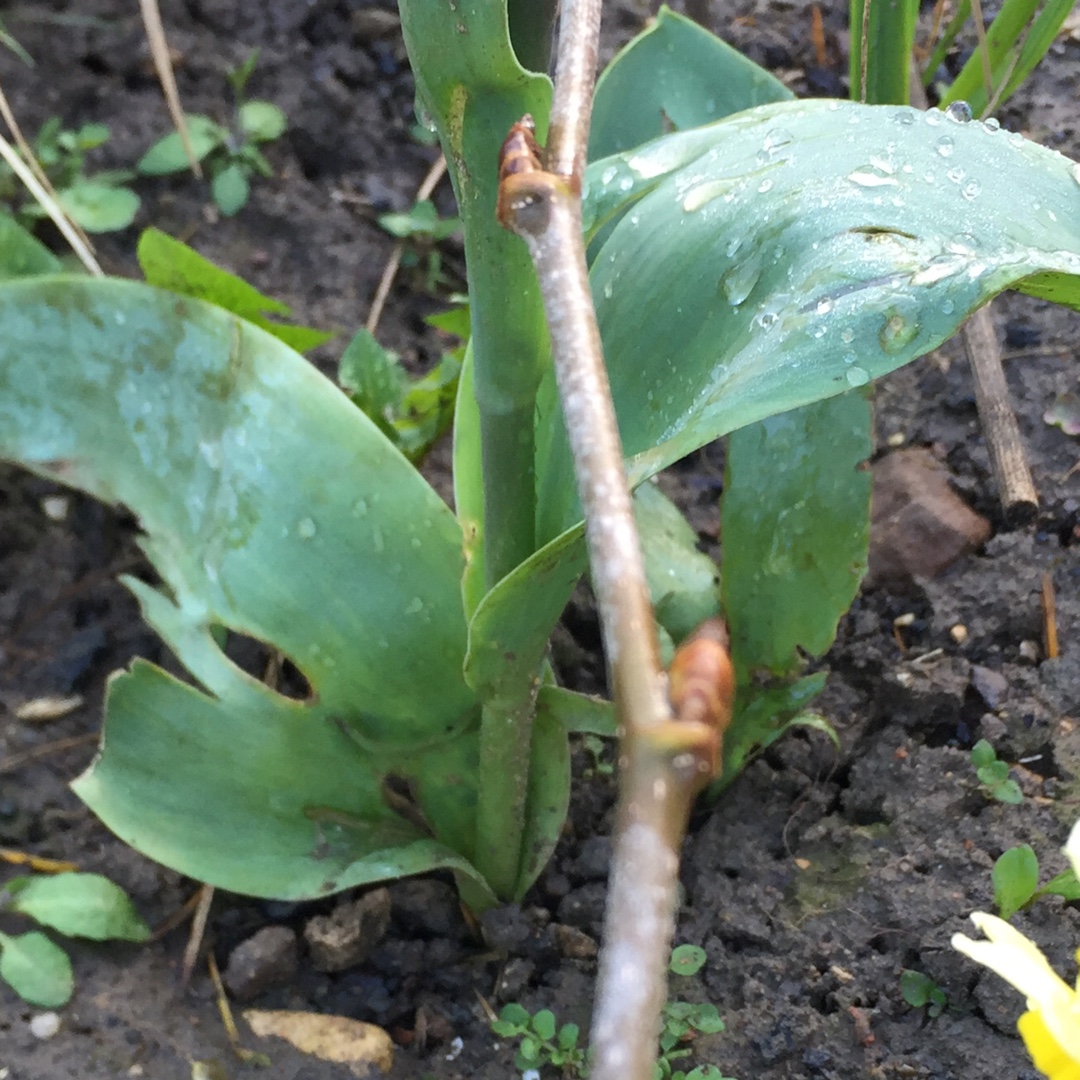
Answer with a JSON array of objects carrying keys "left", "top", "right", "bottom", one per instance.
[{"left": 498, "top": 4, "right": 730, "bottom": 1076}]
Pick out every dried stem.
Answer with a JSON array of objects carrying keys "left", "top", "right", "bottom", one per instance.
[
  {"left": 366, "top": 154, "right": 447, "bottom": 335},
  {"left": 961, "top": 306, "right": 1038, "bottom": 522},
  {"left": 498, "top": 3, "right": 730, "bottom": 1078}
]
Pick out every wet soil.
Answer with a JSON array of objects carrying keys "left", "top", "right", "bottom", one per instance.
[{"left": 2, "top": 2, "right": 1079, "bottom": 1079}]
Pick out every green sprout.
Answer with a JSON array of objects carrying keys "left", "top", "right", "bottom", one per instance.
[
  {"left": 971, "top": 739, "right": 1024, "bottom": 805},
  {"left": 0, "top": 118, "right": 139, "bottom": 233},
  {"left": 492, "top": 1003, "right": 587, "bottom": 1077},
  {"left": 490, "top": 946, "right": 729, "bottom": 1079},
  {"left": 900, "top": 969, "right": 948, "bottom": 1018},
  {"left": 0, "top": 872, "right": 149, "bottom": 1007},
  {"left": 137, "top": 49, "right": 286, "bottom": 216},
  {"left": 378, "top": 199, "right": 462, "bottom": 297},
  {"left": 992, "top": 843, "right": 1080, "bottom": 920}
]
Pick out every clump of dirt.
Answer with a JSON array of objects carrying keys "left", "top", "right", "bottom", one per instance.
[{"left": 2, "top": 2, "right": 1079, "bottom": 1079}]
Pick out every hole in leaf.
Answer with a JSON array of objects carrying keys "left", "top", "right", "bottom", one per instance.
[{"left": 208, "top": 624, "right": 314, "bottom": 702}]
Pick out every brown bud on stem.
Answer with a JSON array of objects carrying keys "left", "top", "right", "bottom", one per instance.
[
  {"left": 664, "top": 619, "right": 735, "bottom": 781},
  {"left": 496, "top": 115, "right": 548, "bottom": 229}
]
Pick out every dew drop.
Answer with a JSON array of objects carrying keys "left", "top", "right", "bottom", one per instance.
[
  {"left": 924, "top": 110, "right": 942, "bottom": 127},
  {"left": 682, "top": 180, "right": 731, "bottom": 211},
  {"left": 757, "top": 177, "right": 774, "bottom": 193},
  {"left": 816, "top": 298, "right": 833, "bottom": 315},
  {"left": 600, "top": 165, "right": 618, "bottom": 185},
  {"left": 405, "top": 597, "right": 424, "bottom": 616},
  {"left": 719, "top": 252, "right": 762, "bottom": 306},
  {"left": 762, "top": 127, "right": 794, "bottom": 153},
  {"left": 961, "top": 179, "right": 981, "bottom": 201},
  {"left": 811, "top": 324, "right": 828, "bottom": 339},
  {"left": 1072, "top": 162, "right": 1080, "bottom": 187},
  {"left": 755, "top": 311, "right": 779, "bottom": 332},
  {"left": 879, "top": 311, "right": 919, "bottom": 353},
  {"left": 895, "top": 110, "right": 916, "bottom": 126},
  {"left": 847, "top": 169, "right": 898, "bottom": 188},
  {"left": 935, "top": 135, "right": 954, "bottom": 158},
  {"left": 297, "top": 517, "right": 317, "bottom": 540},
  {"left": 618, "top": 176, "right": 634, "bottom": 192},
  {"left": 942, "top": 298, "right": 955, "bottom": 315},
  {"left": 603, "top": 280, "right": 614, "bottom": 299},
  {"left": 946, "top": 166, "right": 965, "bottom": 184},
  {"left": 845, "top": 366, "right": 870, "bottom": 387},
  {"left": 945, "top": 101, "right": 973, "bottom": 123},
  {"left": 352, "top": 498, "right": 369, "bottom": 518},
  {"left": 984, "top": 117, "right": 1001, "bottom": 132},
  {"left": 840, "top": 326, "right": 855, "bottom": 344}
]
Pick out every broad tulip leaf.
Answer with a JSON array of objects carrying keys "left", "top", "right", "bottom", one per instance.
[
  {"left": 634, "top": 480, "right": 721, "bottom": 644},
  {"left": 7, "top": 873, "right": 149, "bottom": 941},
  {"left": 0, "top": 277, "right": 487, "bottom": 899},
  {"left": 537, "top": 100, "right": 1080, "bottom": 541},
  {"left": 722, "top": 394, "right": 872, "bottom": 678},
  {"left": 516, "top": 694, "right": 571, "bottom": 898},
  {"left": 589, "top": 5, "right": 791, "bottom": 162}
]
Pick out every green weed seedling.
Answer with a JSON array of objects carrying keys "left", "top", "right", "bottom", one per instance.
[
  {"left": 970, "top": 739, "right": 1024, "bottom": 805},
  {"left": 992, "top": 843, "right": 1080, "bottom": 920},
  {"left": 338, "top": 305, "right": 466, "bottom": 464},
  {"left": 0, "top": 872, "right": 149, "bottom": 1007},
  {"left": 138, "top": 49, "right": 286, "bottom": 216},
  {"left": 0, "top": 117, "right": 139, "bottom": 232},
  {"left": 492, "top": 1003, "right": 587, "bottom": 1077},
  {"left": 900, "top": 969, "right": 947, "bottom": 1018},
  {"left": 378, "top": 199, "right": 463, "bottom": 296}
]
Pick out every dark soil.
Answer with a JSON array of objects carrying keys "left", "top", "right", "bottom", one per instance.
[{"left": 2, "top": 3, "right": 1079, "bottom": 1079}]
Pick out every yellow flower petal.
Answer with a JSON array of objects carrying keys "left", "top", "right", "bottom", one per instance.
[
  {"left": 1019, "top": 1010, "right": 1080, "bottom": 1080},
  {"left": 952, "top": 913, "right": 1080, "bottom": 1066},
  {"left": 1067, "top": 820, "right": 1080, "bottom": 881},
  {"left": 952, "top": 913, "right": 1072, "bottom": 1006}
]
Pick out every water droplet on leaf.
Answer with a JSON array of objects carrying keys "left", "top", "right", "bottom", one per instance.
[
  {"left": 945, "top": 101, "right": 973, "bottom": 123},
  {"left": 879, "top": 311, "right": 919, "bottom": 353},
  {"left": 719, "top": 252, "right": 763, "bottom": 306},
  {"left": 297, "top": 517, "right": 316, "bottom": 540},
  {"left": 935, "top": 136, "right": 954, "bottom": 157},
  {"left": 845, "top": 366, "right": 870, "bottom": 387}
]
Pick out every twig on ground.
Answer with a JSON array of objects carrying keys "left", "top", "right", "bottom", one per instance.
[
  {"left": 366, "top": 154, "right": 447, "bottom": 335},
  {"left": 0, "top": 731, "right": 99, "bottom": 774},
  {"left": 180, "top": 883, "right": 215, "bottom": 987},
  {"left": 961, "top": 307, "right": 1038, "bottom": 522}
]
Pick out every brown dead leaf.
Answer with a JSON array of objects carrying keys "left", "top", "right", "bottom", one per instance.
[{"left": 244, "top": 1010, "right": 393, "bottom": 1076}]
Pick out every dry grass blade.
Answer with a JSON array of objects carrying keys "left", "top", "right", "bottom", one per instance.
[
  {"left": 181, "top": 882, "right": 215, "bottom": 987},
  {"left": 139, "top": 0, "right": 201, "bottom": 177},
  {"left": 0, "top": 79, "right": 94, "bottom": 255},
  {"left": 0, "top": 120, "right": 101, "bottom": 275},
  {"left": 1041, "top": 572, "right": 1059, "bottom": 659}
]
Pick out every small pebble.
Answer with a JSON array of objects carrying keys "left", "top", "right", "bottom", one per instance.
[
  {"left": 1019, "top": 640, "right": 1040, "bottom": 663},
  {"left": 223, "top": 926, "right": 298, "bottom": 1000},
  {"left": 41, "top": 496, "right": 69, "bottom": 521},
  {"left": 30, "top": 1012, "right": 61, "bottom": 1039}
]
